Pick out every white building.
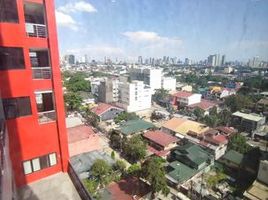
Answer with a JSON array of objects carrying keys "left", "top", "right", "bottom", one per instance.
[
  {"left": 162, "top": 77, "right": 176, "bottom": 91},
  {"left": 119, "top": 80, "right": 151, "bottom": 112}
]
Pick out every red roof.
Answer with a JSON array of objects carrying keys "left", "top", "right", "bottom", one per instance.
[
  {"left": 91, "top": 103, "right": 121, "bottom": 116},
  {"left": 143, "top": 130, "right": 179, "bottom": 147},
  {"left": 147, "top": 146, "right": 170, "bottom": 157},
  {"left": 204, "top": 134, "right": 228, "bottom": 145},
  {"left": 216, "top": 126, "right": 237, "bottom": 136},
  {"left": 106, "top": 177, "right": 151, "bottom": 200},
  {"left": 67, "top": 125, "right": 95, "bottom": 143},
  {"left": 188, "top": 99, "right": 217, "bottom": 110},
  {"left": 172, "top": 91, "right": 192, "bottom": 98}
]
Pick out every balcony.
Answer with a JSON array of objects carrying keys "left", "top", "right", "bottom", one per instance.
[
  {"left": 35, "top": 91, "right": 56, "bottom": 124},
  {"left": 25, "top": 23, "right": 47, "bottom": 38},
  {"left": 38, "top": 110, "right": 56, "bottom": 124},
  {"left": 30, "top": 49, "right": 51, "bottom": 79},
  {"left": 24, "top": 2, "right": 47, "bottom": 38}
]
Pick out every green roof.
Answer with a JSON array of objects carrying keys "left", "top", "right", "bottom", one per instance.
[
  {"left": 119, "top": 119, "right": 155, "bottom": 135},
  {"left": 222, "top": 150, "right": 243, "bottom": 165},
  {"left": 173, "top": 143, "right": 210, "bottom": 166},
  {"left": 166, "top": 161, "right": 197, "bottom": 183}
]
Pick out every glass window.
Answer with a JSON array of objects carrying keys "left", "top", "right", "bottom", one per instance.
[
  {"left": 32, "top": 158, "right": 41, "bottom": 171},
  {"left": 23, "top": 161, "right": 32, "bottom": 175},
  {"left": 49, "top": 153, "right": 57, "bottom": 166},
  {"left": 0, "top": 0, "right": 19, "bottom": 23},
  {"left": 40, "top": 155, "right": 50, "bottom": 169},
  {"left": 3, "top": 97, "right": 32, "bottom": 119},
  {"left": 0, "top": 47, "right": 25, "bottom": 70},
  {"left": 35, "top": 92, "right": 54, "bottom": 112}
]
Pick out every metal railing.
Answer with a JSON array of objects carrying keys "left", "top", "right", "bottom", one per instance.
[
  {"left": 68, "top": 163, "right": 94, "bottom": 200},
  {"left": 32, "top": 67, "right": 51, "bottom": 79},
  {"left": 38, "top": 110, "right": 56, "bottom": 123},
  {"left": 25, "top": 23, "right": 47, "bottom": 38}
]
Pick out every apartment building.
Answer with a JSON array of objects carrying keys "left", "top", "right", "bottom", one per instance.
[
  {"left": 0, "top": 0, "right": 69, "bottom": 187},
  {"left": 119, "top": 80, "right": 151, "bottom": 112}
]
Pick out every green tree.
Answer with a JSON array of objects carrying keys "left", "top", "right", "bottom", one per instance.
[
  {"left": 83, "top": 179, "right": 98, "bottom": 194},
  {"left": 113, "top": 160, "right": 126, "bottom": 173},
  {"left": 193, "top": 108, "right": 204, "bottom": 121},
  {"left": 91, "top": 159, "right": 112, "bottom": 187},
  {"left": 64, "top": 92, "right": 83, "bottom": 111},
  {"left": 114, "top": 112, "right": 138, "bottom": 124},
  {"left": 84, "top": 109, "right": 99, "bottom": 127},
  {"left": 109, "top": 130, "right": 122, "bottom": 150},
  {"left": 153, "top": 88, "right": 169, "bottom": 104},
  {"left": 65, "top": 72, "right": 91, "bottom": 92},
  {"left": 219, "top": 109, "right": 232, "bottom": 126},
  {"left": 111, "top": 151, "right": 115, "bottom": 160},
  {"left": 228, "top": 134, "right": 251, "bottom": 154},
  {"left": 203, "top": 115, "right": 220, "bottom": 127},
  {"left": 127, "top": 163, "right": 141, "bottom": 177},
  {"left": 123, "top": 135, "right": 147, "bottom": 162},
  {"left": 224, "top": 95, "right": 252, "bottom": 112},
  {"left": 141, "top": 156, "right": 170, "bottom": 198}
]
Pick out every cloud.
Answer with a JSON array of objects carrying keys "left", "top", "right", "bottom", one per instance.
[
  {"left": 122, "top": 31, "right": 183, "bottom": 57},
  {"left": 55, "top": 11, "right": 78, "bottom": 30},
  {"left": 67, "top": 45, "right": 125, "bottom": 59},
  {"left": 58, "top": 1, "right": 97, "bottom": 13}
]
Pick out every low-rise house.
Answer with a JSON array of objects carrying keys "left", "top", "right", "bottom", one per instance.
[
  {"left": 91, "top": 103, "right": 124, "bottom": 121},
  {"left": 187, "top": 99, "right": 218, "bottom": 115},
  {"left": 166, "top": 143, "right": 213, "bottom": 188},
  {"left": 256, "top": 98, "right": 268, "bottom": 116},
  {"left": 161, "top": 117, "right": 209, "bottom": 138},
  {"left": 143, "top": 130, "right": 179, "bottom": 158},
  {"left": 117, "top": 119, "right": 155, "bottom": 137},
  {"left": 215, "top": 126, "right": 237, "bottom": 138},
  {"left": 244, "top": 160, "right": 268, "bottom": 200},
  {"left": 231, "top": 111, "right": 266, "bottom": 133},
  {"left": 185, "top": 128, "right": 228, "bottom": 160},
  {"left": 171, "top": 91, "right": 201, "bottom": 108}
]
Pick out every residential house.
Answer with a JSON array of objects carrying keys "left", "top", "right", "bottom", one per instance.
[
  {"left": 171, "top": 91, "right": 201, "bottom": 109},
  {"left": 231, "top": 111, "right": 266, "bottom": 133},
  {"left": 161, "top": 117, "right": 209, "bottom": 138},
  {"left": 143, "top": 130, "right": 179, "bottom": 158},
  {"left": 91, "top": 103, "right": 123, "bottom": 121},
  {"left": 256, "top": 98, "right": 268, "bottom": 116},
  {"left": 187, "top": 99, "right": 218, "bottom": 115}
]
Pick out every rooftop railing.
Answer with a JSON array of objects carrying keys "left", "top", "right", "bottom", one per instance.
[{"left": 32, "top": 67, "right": 51, "bottom": 79}]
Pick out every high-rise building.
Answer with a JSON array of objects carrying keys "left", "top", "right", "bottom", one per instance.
[
  {"left": 208, "top": 55, "right": 216, "bottom": 67},
  {"left": 0, "top": 0, "right": 69, "bottom": 188},
  {"left": 221, "top": 55, "right": 226, "bottom": 66},
  {"left": 98, "top": 78, "right": 119, "bottom": 103},
  {"left": 138, "top": 56, "right": 143, "bottom": 65},
  {"left": 249, "top": 56, "right": 260, "bottom": 68},
  {"left": 64, "top": 54, "right": 75, "bottom": 65}
]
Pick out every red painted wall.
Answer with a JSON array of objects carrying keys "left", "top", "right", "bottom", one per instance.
[{"left": 0, "top": 0, "right": 69, "bottom": 187}]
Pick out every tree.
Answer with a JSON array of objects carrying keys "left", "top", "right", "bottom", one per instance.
[
  {"left": 224, "top": 95, "right": 252, "bottom": 112},
  {"left": 109, "top": 130, "right": 122, "bottom": 150},
  {"left": 113, "top": 160, "right": 126, "bottom": 173},
  {"left": 127, "top": 163, "right": 141, "bottom": 177},
  {"left": 193, "top": 108, "right": 204, "bottom": 121},
  {"left": 111, "top": 151, "right": 115, "bottom": 160},
  {"left": 114, "top": 112, "right": 138, "bottom": 124},
  {"left": 65, "top": 72, "right": 91, "bottom": 92},
  {"left": 219, "top": 109, "right": 232, "bottom": 126},
  {"left": 123, "top": 135, "right": 147, "bottom": 162},
  {"left": 64, "top": 92, "right": 83, "bottom": 111},
  {"left": 91, "top": 159, "right": 112, "bottom": 187},
  {"left": 153, "top": 88, "right": 169, "bottom": 104},
  {"left": 141, "top": 156, "right": 170, "bottom": 198},
  {"left": 84, "top": 109, "right": 99, "bottom": 127},
  {"left": 203, "top": 115, "right": 220, "bottom": 127},
  {"left": 228, "top": 134, "right": 251, "bottom": 154}
]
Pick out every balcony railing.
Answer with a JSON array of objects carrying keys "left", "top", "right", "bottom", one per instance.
[
  {"left": 38, "top": 110, "right": 56, "bottom": 123},
  {"left": 25, "top": 23, "right": 47, "bottom": 38},
  {"left": 32, "top": 67, "right": 51, "bottom": 79}
]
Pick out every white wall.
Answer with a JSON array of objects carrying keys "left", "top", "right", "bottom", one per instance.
[
  {"left": 188, "top": 94, "right": 202, "bottom": 105},
  {"left": 162, "top": 77, "right": 176, "bottom": 91}
]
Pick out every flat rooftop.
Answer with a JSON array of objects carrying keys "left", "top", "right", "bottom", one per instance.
[
  {"left": 18, "top": 172, "right": 81, "bottom": 200},
  {"left": 243, "top": 180, "right": 268, "bottom": 200},
  {"left": 232, "top": 111, "right": 265, "bottom": 122}
]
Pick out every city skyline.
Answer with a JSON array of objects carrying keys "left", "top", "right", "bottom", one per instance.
[{"left": 56, "top": 0, "right": 268, "bottom": 62}]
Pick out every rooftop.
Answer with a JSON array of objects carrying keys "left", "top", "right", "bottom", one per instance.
[
  {"left": 243, "top": 180, "right": 268, "bottom": 200},
  {"left": 222, "top": 150, "right": 243, "bottom": 165},
  {"left": 119, "top": 119, "right": 155, "bottom": 135},
  {"left": 100, "top": 177, "right": 151, "bottom": 200},
  {"left": 232, "top": 111, "right": 265, "bottom": 122},
  {"left": 143, "top": 130, "right": 179, "bottom": 147},
  {"left": 172, "top": 91, "right": 193, "bottom": 98},
  {"left": 166, "top": 161, "right": 197, "bottom": 184},
  {"left": 187, "top": 99, "right": 217, "bottom": 110},
  {"left": 18, "top": 173, "right": 81, "bottom": 200},
  {"left": 91, "top": 103, "right": 122, "bottom": 116}
]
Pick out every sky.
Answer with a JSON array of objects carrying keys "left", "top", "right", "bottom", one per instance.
[{"left": 55, "top": 0, "right": 268, "bottom": 62}]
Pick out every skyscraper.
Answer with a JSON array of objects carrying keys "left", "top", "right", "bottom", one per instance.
[
  {"left": 0, "top": 0, "right": 69, "bottom": 187},
  {"left": 138, "top": 56, "right": 143, "bottom": 65},
  {"left": 208, "top": 55, "right": 216, "bottom": 67}
]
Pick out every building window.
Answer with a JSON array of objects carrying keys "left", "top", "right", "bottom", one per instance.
[
  {"left": 23, "top": 153, "right": 57, "bottom": 175},
  {"left": 0, "top": 0, "right": 19, "bottom": 23},
  {"left": 35, "top": 91, "right": 56, "bottom": 123},
  {"left": 3, "top": 97, "right": 32, "bottom": 119},
  {"left": 30, "top": 49, "right": 51, "bottom": 79},
  {"left": 0, "top": 47, "right": 25, "bottom": 70}
]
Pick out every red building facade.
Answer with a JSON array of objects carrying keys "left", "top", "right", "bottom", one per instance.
[{"left": 0, "top": 0, "right": 69, "bottom": 187}]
